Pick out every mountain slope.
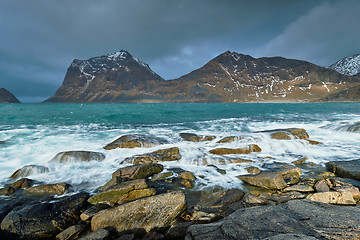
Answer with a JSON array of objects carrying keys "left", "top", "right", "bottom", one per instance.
[
  {"left": 0, "top": 88, "right": 21, "bottom": 103},
  {"left": 160, "top": 51, "right": 359, "bottom": 102},
  {"left": 45, "top": 50, "right": 165, "bottom": 102},
  {"left": 329, "top": 54, "right": 360, "bottom": 76},
  {"left": 46, "top": 51, "right": 360, "bottom": 103}
]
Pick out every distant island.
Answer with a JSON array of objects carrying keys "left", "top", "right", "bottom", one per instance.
[
  {"left": 44, "top": 50, "right": 360, "bottom": 103},
  {"left": 0, "top": 88, "right": 20, "bottom": 103}
]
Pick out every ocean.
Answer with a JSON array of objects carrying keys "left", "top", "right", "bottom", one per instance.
[{"left": 1, "top": 103, "right": 360, "bottom": 192}]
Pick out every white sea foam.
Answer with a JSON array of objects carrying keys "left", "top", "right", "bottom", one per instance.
[{"left": 1, "top": 113, "right": 360, "bottom": 192}]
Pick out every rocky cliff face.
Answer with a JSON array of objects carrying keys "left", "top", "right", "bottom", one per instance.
[
  {"left": 329, "top": 54, "right": 360, "bottom": 76},
  {"left": 46, "top": 51, "right": 360, "bottom": 103},
  {"left": 0, "top": 88, "right": 20, "bottom": 103},
  {"left": 45, "top": 50, "right": 164, "bottom": 102}
]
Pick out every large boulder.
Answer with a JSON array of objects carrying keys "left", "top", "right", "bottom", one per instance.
[
  {"left": 101, "top": 163, "right": 164, "bottom": 190},
  {"left": 10, "top": 165, "right": 49, "bottom": 179},
  {"left": 210, "top": 144, "right": 261, "bottom": 155},
  {"left": 186, "top": 199, "right": 360, "bottom": 240},
  {"left": 103, "top": 134, "right": 168, "bottom": 150},
  {"left": 88, "top": 179, "right": 155, "bottom": 206},
  {"left": 124, "top": 147, "right": 181, "bottom": 164},
  {"left": 180, "top": 133, "right": 216, "bottom": 142},
  {"left": 326, "top": 159, "right": 360, "bottom": 181},
  {"left": 238, "top": 165, "right": 301, "bottom": 190},
  {"left": 26, "top": 183, "right": 71, "bottom": 196},
  {"left": 263, "top": 128, "right": 309, "bottom": 140},
  {"left": 1, "top": 192, "right": 89, "bottom": 240},
  {"left": 51, "top": 151, "right": 105, "bottom": 163},
  {"left": 91, "top": 191, "right": 186, "bottom": 233}
]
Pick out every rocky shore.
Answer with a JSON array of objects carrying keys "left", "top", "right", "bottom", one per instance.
[{"left": 1, "top": 129, "right": 360, "bottom": 239}]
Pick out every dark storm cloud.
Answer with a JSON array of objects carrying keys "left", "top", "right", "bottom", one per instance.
[{"left": 0, "top": 0, "right": 358, "bottom": 102}]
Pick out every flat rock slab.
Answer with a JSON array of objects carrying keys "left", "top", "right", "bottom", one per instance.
[
  {"left": 210, "top": 144, "right": 262, "bottom": 155},
  {"left": 26, "top": 183, "right": 71, "bottom": 196},
  {"left": 124, "top": 147, "right": 181, "bottom": 164},
  {"left": 326, "top": 159, "right": 360, "bottom": 181},
  {"left": 91, "top": 191, "right": 186, "bottom": 233},
  {"left": 51, "top": 151, "right": 105, "bottom": 163},
  {"left": 112, "top": 163, "right": 164, "bottom": 181},
  {"left": 104, "top": 134, "right": 168, "bottom": 150},
  {"left": 186, "top": 199, "right": 360, "bottom": 240},
  {"left": 180, "top": 133, "right": 216, "bottom": 142}
]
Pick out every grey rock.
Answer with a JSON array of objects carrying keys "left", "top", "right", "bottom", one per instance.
[
  {"left": 104, "top": 134, "right": 168, "bottom": 150},
  {"left": 263, "top": 233, "right": 319, "bottom": 240},
  {"left": 78, "top": 228, "right": 110, "bottom": 240},
  {"left": 51, "top": 151, "right": 105, "bottom": 163},
  {"left": 180, "top": 133, "right": 216, "bottom": 142},
  {"left": 10, "top": 164, "right": 49, "bottom": 179},
  {"left": 55, "top": 224, "right": 86, "bottom": 240},
  {"left": 186, "top": 199, "right": 360, "bottom": 240},
  {"left": 326, "top": 159, "right": 360, "bottom": 181}
]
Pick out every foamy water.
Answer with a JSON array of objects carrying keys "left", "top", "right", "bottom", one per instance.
[{"left": 1, "top": 103, "right": 359, "bottom": 192}]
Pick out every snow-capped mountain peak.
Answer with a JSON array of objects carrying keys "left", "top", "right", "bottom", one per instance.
[{"left": 329, "top": 54, "right": 360, "bottom": 76}]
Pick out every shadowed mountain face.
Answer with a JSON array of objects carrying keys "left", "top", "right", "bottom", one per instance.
[
  {"left": 0, "top": 88, "right": 21, "bottom": 103},
  {"left": 45, "top": 51, "right": 360, "bottom": 103}
]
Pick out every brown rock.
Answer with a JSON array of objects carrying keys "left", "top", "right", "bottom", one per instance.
[
  {"left": 179, "top": 171, "right": 196, "bottom": 180},
  {"left": 151, "top": 172, "right": 173, "bottom": 181},
  {"left": 271, "top": 132, "right": 292, "bottom": 140},
  {"left": 291, "top": 157, "right": 308, "bottom": 165},
  {"left": 306, "top": 191, "right": 356, "bottom": 205},
  {"left": 216, "top": 136, "right": 243, "bottom": 143},
  {"left": 10, "top": 178, "right": 34, "bottom": 189},
  {"left": 283, "top": 184, "right": 314, "bottom": 193},
  {"left": 10, "top": 164, "right": 49, "bottom": 179},
  {"left": 80, "top": 204, "right": 109, "bottom": 221},
  {"left": 180, "top": 133, "right": 216, "bottom": 142},
  {"left": 180, "top": 179, "right": 193, "bottom": 188},
  {"left": 238, "top": 171, "right": 287, "bottom": 190},
  {"left": 210, "top": 144, "right": 261, "bottom": 155},
  {"left": 26, "top": 183, "right": 70, "bottom": 195},
  {"left": 103, "top": 134, "right": 167, "bottom": 150},
  {"left": 55, "top": 224, "right": 86, "bottom": 240},
  {"left": 268, "top": 128, "right": 309, "bottom": 140},
  {"left": 333, "top": 186, "right": 360, "bottom": 201},
  {"left": 245, "top": 166, "right": 261, "bottom": 174},
  {"left": 0, "top": 186, "right": 15, "bottom": 196},
  {"left": 111, "top": 163, "right": 164, "bottom": 182},
  {"left": 51, "top": 151, "right": 105, "bottom": 163},
  {"left": 125, "top": 147, "right": 181, "bottom": 164},
  {"left": 228, "top": 158, "right": 253, "bottom": 163},
  {"left": 307, "top": 139, "right": 322, "bottom": 145},
  {"left": 91, "top": 191, "right": 186, "bottom": 233}
]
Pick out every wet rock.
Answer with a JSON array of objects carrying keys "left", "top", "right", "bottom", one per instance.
[
  {"left": 1, "top": 192, "right": 89, "bottom": 240},
  {"left": 10, "top": 164, "right": 49, "bottom": 179},
  {"left": 245, "top": 166, "right": 260, "bottom": 174},
  {"left": 306, "top": 191, "right": 356, "bottom": 205},
  {"left": 10, "top": 177, "right": 34, "bottom": 189},
  {"left": 326, "top": 159, "right": 360, "bottom": 181},
  {"left": 216, "top": 136, "right": 243, "bottom": 143},
  {"left": 265, "top": 128, "right": 309, "bottom": 140},
  {"left": 0, "top": 187, "right": 15, "bottom": 196},
  {"left": 124, "top": 147, "right": 181, "bottom": 164},
  {"left": 78, "top": 228, "right": 110, "bottom": 240},
  {"left": 55, "top": 224, "right": 86, "bottom": 240},
  {"left": 186, "top": 199, "right": 360, "bottom": 240},
  {"left": 228, "top": 158, "right": 253, "bottom": 163},
  {"left": 207, "top": 165, "right": 227, "bottom": 175},
  {"left": 80, "top": 204, "right": 109, "bottom": 221},
  {"left": 90, "top": 179, "right": 153, "bottom": 205},
  {"left": 291, "top": 157, "right": 308, "bottom": 165},
  {"left": 112, "top": 163, "right": 164, "bottom": 182},
  {"left": 180, "top": 133, "right": 216, "bottom": 142},
  {"left": 26, "top": 183, "right": 71, "bottom": 196},
  {"left": 283, "top": 184, "right": 314, "bottom": 193},
  {"left": 51, "top": 151, "right": 105, "bottom": 163},
  {"left": 314, "top": 180, "right": 330, "bottom": 192},
  {"left": 165, "top": 222, "right": 193, "bottom": 239},
  {"left": 104, "top": 134, "right": 168, "bottom": 150},
  {"left": 88, "top": 187, "right": 156, "bottom": 206},
  {"left": 337, "top": 121, "right": 360, "bottom": 132},
  {"left": 275, "top": 165, "right": 302, "bottom": 185},
  {"left": 210, "top": 144, "right": 261, "bottom": 155},
  {"left": 179, "top": 171, "right": 196, "bottom": 180},
  {"left": 180, "top": 179, "right": 193, "bottom": 188},
  {"left": 91, "top": 191, "right": 186, "bottom": 233},
  {"left": 150, "top": 172, "right": 173, "bottom": 181},
  {"left": 307, "top": 139, "right": 321, "bottom": 145},
  {"left": 190, "top": 211, "right": 219, "bottom": 223}
]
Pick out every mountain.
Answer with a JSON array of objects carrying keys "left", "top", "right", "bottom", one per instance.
[
  {"left": 0, "top": 88, "right": 21, "bottom": 103},
  {"left": 46, "top": 51, "right": 360, "bottom": 103},
  {"left": 45, "top": 50, "right": 164, "bottom": 102},
  {"left": 329, "top": 54, "right": 360, "bottom": 77}
]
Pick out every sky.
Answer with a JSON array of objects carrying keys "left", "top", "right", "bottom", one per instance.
[{"left": 1, "top": 0, "right": 359, "bottom": 102}]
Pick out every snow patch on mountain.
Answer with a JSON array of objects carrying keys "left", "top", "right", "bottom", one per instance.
[{"left": 329, "top": 54, "right": 360, "bottom": 76}]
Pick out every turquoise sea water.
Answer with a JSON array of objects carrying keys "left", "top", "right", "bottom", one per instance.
[{"left": 1, "top": 103, "right": 360, "bottom": 191}]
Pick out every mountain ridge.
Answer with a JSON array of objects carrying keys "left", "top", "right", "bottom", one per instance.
[
  {"left": 0, "top": 88, "right": 21, "bottom": 103},
  {"left": 45, "top": 50, "right": 360, "bottom": 103}
]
